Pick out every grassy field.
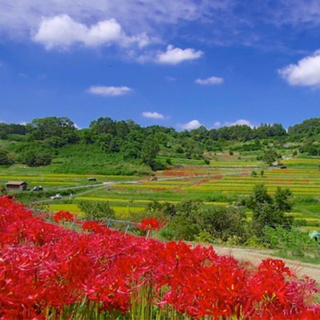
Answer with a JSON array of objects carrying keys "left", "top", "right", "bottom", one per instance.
[{"left": 1, "top": 156, "right": 320, "bottom": 229}]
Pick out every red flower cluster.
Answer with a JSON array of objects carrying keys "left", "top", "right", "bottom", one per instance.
[
  {"left": 0, "top": 196, "right": 319, "bottom": 319},
  {"left": 53, "top": 210, "right": 74, "bottom": 223},
  {"left": 139, "top": 218, "right": 164, "bottom": 231}
]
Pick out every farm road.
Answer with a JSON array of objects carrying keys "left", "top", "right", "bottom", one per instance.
[{"left": 213, "top": 245, "right": 320, "bottom": 283}]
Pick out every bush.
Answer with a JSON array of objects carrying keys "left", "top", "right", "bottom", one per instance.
[
  {"left": 200, "top": 206, "right": 249, "bottom": 242},
  {"left": 195, "top": 230, "right": 214, "bottom": 243},
  {"left": 264, "top": 226, "right": 320, "bottom": 259},
  {"left": 159, "top": 226, "right": 176, "bottom": 241},
  {"left": 23, "top": 150, "right": 52, "bottom": 167},
  {"left": 0, "top": 149, "right": 13, "bottom": 165},
  {"left": 251, "top": 170, "right": 257, "bottom": 177},
  {"left": 78, "top": 201, "right": 115, "bottom": 220}
]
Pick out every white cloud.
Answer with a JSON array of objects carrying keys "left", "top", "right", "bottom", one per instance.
[
  {"left": 178, "top": 120, "right": 202, "bottom": 130},
  {"left": 213, "top": 121, "right": 221, "bottom": 127},
  {"left": 87, "top": 86, "right": 132, "bottom": 96},
  {"left": 2, "top": 0, "right": 320, "bottom": 54},
  {"left": 195, "top": 76, "right": 224, "bottom": 85},
  {"left": 142, "top": 112, "right": 165, "bottom": 119},
  {"left": 165, "top": 76, "right": 176, "bottom": 82},
  {"left": 156, "top": 45, "right": 203, "bottom": 65},
  {"left": 0, "top": 1, "right": 232, "bottom": 40},
  {"left": 33, "top": 14, "right": 150, "bottom": 50},
  {"left": 225, "top": 119, "right": 254, "bottom": 128},
  {"left": 279, "top": 50, "right": 320, "bottom": 87}
]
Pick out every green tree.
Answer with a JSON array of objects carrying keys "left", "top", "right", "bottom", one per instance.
[
  {"left": 201, "top": 206, "right": 248, "bottom": 242},
  {"left": 247, "top": 184, "right": 272, "bottom": 209},
  {"left": 262, "top": 149, "right": 278, "bottom": 165},
  {"left": 0, "top": 149, "right": 12, "bottom": 165},
  {"left": 166, "top": 200, "right": 203, "bottom": 241},
  {"left": 247, "top": 184, "right": 293, "bottom": 236},
  {"left": 141, "top": 138, "right": 160, "bottom": 168},
  {"left": 23, "top": 150, "right": 52, "bottom": 167},
  {"left": 274, "top": 187, "right": 292, "bottom": 212},
  {"left": 28, "top": 117, "right": 77, "bottom": 141}
]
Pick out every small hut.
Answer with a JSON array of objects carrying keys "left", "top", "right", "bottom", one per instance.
[
  {"left": 150, "top": 176, "right": 158, "bottom": 181},
  {"left": 6, "top": 181, "right": 28, "bottom": 191}
]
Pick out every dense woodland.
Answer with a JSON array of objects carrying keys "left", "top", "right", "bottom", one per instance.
[{"left": 0, "top": 117, "right": 320, "bottom": 173}]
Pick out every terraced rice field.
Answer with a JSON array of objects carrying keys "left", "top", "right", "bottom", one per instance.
[{"left": 2, "top": 158, "right": 320, "bottom": 228}]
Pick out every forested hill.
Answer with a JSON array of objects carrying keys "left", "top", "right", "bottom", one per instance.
[{"left": 0, "top": 117, "right": 320, "bottom": 175}]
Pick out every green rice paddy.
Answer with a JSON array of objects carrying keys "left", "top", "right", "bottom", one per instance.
[{"left": 1, "top": 157, "right": 320, "bottom": 229}]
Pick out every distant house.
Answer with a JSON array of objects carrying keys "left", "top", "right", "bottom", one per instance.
[
  {"left": 6, "top": 181, "right": 28, "bottom": 191},
  {"left": 150, "top": 176, "right": 158, "bottom": 181}
]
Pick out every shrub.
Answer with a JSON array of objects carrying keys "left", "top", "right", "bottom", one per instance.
[
  {"left": 264, "top": 226, "right": 320, "bottom": 259},
  {"left": 251, "top": 170, "right": 258, "bottom": 177},
  {"left": 0, "top": 149, "right": 13, "bottom": 165},
  {"left": 23, "top": 150, "right": 52, "bottom": 167},
  {"left": 78, "top": 201, "right": 115, "bottom": 220}
]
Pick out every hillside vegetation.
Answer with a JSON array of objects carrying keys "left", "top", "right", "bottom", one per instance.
[{"left": 1, "top": 117, "right": 320, "bottom": 175}]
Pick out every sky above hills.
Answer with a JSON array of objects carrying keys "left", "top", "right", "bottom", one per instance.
[{"left": 1, "top": 0, "right": 320, "bottom": 129}]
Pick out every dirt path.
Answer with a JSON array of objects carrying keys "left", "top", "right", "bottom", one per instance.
[{"left": 213, "top": 245, "right": 320, "bottom": 283}]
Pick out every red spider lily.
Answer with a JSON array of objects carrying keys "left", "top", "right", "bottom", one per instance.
[
  {"left": 82, "top": 221, "right": 112, "bottom": 234},
  {"left": 139, "top": 218, "right": 165, "bottom": 231},
  {"left": 53, "top": 211, "right": 74, "bottom": 223},
  {"left": 0, "top": 196, "right": 320, "bottom": 319}
]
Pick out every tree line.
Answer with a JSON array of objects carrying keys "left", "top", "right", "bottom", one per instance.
[{"left": 0, "top": 116, "right": 320, "bottom": 168}]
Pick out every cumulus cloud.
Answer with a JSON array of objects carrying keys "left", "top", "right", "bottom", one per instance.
[
  {"left": 225, "top": 119, "right": 254, "bottom": 128},
  {"left": 33, "top": 14, "right": 150, "bottom": 50},
  {"left": 142, "top": 111, "right": 165, "bottom": 119},
  {"left": 195, "top": 76, "right": 224, "bottom": 85},
  {"left": 2, "top": 0, "right": 320, "bottom": 54},
  {"left": 87, "top": 86, "right": 132, "bottom": 96},
  {"left": 0, "top": 1, "right": 233, "bottom": 40},
  {"left": 213, "top": 121, "right": 221, "bottom": 127},
  {"left": 279, "top": 50, "right": 320, "bottom": 87},
  {"left": 178, "top": 120, "right": 202, "bottom": 130},
  {"left": 156, "top": 45, "right": 203, "bottom": 65}
]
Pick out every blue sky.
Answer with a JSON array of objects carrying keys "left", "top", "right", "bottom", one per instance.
[{"left": 1, "top": 0, "right": 320, "bottom": 129}]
